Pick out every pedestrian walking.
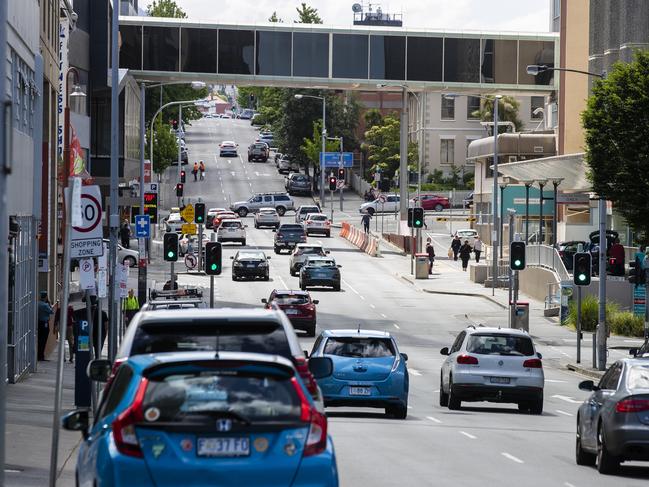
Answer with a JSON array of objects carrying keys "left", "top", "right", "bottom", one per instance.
[
  {"left": 426, "top": 238, "right": 435, "bottom": 274},
  {"left": 54, "top": 299, "right": 75, "bottom": 362},
  {"left": 459, "top": 240, "right": 472, "bottom": 271},
  {"left": 122, "top": 288, "right": 140, "bottom": 327},
  {"left": 450, "top": 235, "right": 461, "bottom": 261},
  {"left": 119, "top": 220, "right": 131, "bottom": 248},
  {"left": 473, "top": 236, "right": 483, "bottom": 263},
  {"left": 37, "top": 291, "right": 53, "bottom": 361},
  {"left": 361, "top": 213, "right": 372, "bottom": 233},
  {"left": 610, "top": 237, "right": 625, "bottom": 276},
  {"left": 192, "top": 162, "right": 199, "bottom": 181},
  {"left": 199, "top": 160, "right": 206, "bottom": 180}
]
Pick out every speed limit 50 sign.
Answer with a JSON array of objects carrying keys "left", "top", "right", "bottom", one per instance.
[{"left": 65, "top": 184, "right": 104, "bottom": 258}]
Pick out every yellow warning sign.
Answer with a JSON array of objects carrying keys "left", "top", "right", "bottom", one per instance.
[
  {"left": 180, "top": 204, "right": 195, "bottom": 223},
  {"left": 181, "top": 223, "right": 197, "bottom": 235}
]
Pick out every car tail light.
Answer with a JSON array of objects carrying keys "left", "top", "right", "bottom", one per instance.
[
  {"left": 456, "top": 354, "right": 479, "bottom": 365},
  {"left": 523, "top": 358, "right": 543, "bottom": 368},
  {"left": 295, "top": 356, "right": 318, "bottom": 396},
  {"left": 112, "top": 377, "right": 148, "bottom": 458},
  {"left": 615, "top": 398, "right": 649, "bottom": 413},
  {"left": 290, "top": 377, "right": 327, "bottom": 457}
]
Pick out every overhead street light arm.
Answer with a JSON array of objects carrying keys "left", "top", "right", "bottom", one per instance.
[{"left": 526, "top": 65, "right": 604, "bottom": 79}]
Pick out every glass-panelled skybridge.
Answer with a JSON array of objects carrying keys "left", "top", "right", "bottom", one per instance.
[{"left": 119, "top": 16, "right": 557, "bottom": 93}]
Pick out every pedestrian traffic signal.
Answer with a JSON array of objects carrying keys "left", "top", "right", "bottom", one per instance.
[
  {"left": 176, "top": 183, "right": 184, "bottom": 197},
  {"left": 180, "top": 170, "right": 186, "bottom": 183},
  {"left": 195, "top": 203, "right": 206, "bottom": 224},
  {"left": 407, "top": 208, "right": 413, "bottom": 228},
  {"left": 205, "top": 242, "right": 222, "bottom": 275},
  {"left": 510, "top": 241, "right": 526, "bottom": 271},
  {"left": 573, "top": 252, "right": 592, "bottom": 286},
  {"left": 337, "top": 168, "right": 345, "bottom": 180},
  {"left": 413, "top": 207, "right": 424, "bottom": 228},
  {"left": 329, "top": 177, "right": 337, "bottom": 191},
  {"left": 163, "top": 232, "right": 179, "bottom": 262}
]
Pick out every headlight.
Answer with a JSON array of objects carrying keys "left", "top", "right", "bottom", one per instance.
[
  {"left": 259, "top": 261, "right": 268, "bottom": 267},
  {"left": 233, "top": 262, "right": 242, "bottom": 267}
]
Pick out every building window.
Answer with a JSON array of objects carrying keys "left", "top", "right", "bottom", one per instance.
[
  {"left": 531, "top": 96, "right": 544, "bottom": 119},
  {"left": 440, "top": 138, "right": 455, "bottom": 165},
  {"left": 441, "top": 96, "right": 455, "bottom": 120},
  {"left": 10, "top": 50, "right": 36, "bottom": 136},
  {"left": 467, "top": 96, "right": 481, "bottom": 120}
]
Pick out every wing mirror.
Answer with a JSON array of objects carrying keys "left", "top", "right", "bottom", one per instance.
[
  {"left": 61, "top": 409, "right": 90, "bottom": 439},
  {"left": 230, "top": 256, "right": 234, "bottom": 259},
  {"left": 578, "top": 380, "right": 598, "bottom": 391},
  {"left": 266, "top": 256, "right": 271, "bottom": 260},
  {"left": 312, "top": 299, "right": 319, "bottom": 305},
  {"left": 440, "top": 347, "right": 450, "bottom": 356},
  {"left": 325, "top": 250, "right": 330, "bottom": 254},
  {"left": 537, "top": 352, "right": 543, "bottom": 359},
  {"left": 629, "top": 348, "right": 638, "bottom": 357},
  {"left": 87, "top": 359, "right": 112, "bottom": 383},
  {"left": 337, "top": 265, "right": 342, "bottom": 268},
  {"left": 400, "top": 353, "right": 409, "bottom": 362},
  {"left": 308, "top": 357, "right": 333, "bottom": 380},
  {"left": 261, "top": 298, "right": 268, "bottom": 304}
]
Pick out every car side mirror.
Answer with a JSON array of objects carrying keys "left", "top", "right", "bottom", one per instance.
[
  {"left": 230, "top": 256, "right": 234, "bottom": 259},
  {"left": 261, "top": 298, "right": 268, "bottom": 304},
  {"left": 337, "top": 265, "right": 342, "bottom": 268},
  {"left": 325, "top": 251, "right": 330, "bottom": 254},
  {"left": 61, "top": 409, "right": 90, "bottom": 439},
  {"left": 303, "top": 350, "right": 309, "bottom": 358},
  {"left": 537, "top": 352, "right": 543, "bottom": 359},
  {"left": 629, "top": 348, "right": 638, "bottom": 356},
  {"left": 87, "top": 359, "right": 112, "bottom": 383},
  {"left": 578, "top": 380, "right": 597, "bottom": 391},
  {"left": 266, "top": 256, "right": 271, "bottom": 260},
  {"left": 400, "top": 353, "right": 409, "bottom": 362},
  {"left": 440, "top": 347, "right": 450, "bottom": 356},
  {"left": 312, "top": 299, "right": 319, "bottom": 305},
  {"left": 272, "top": 229, "right": 277, "bottom": 233},
  {"left": 308, "top": 357, "right": 333, "bottom": 380}
]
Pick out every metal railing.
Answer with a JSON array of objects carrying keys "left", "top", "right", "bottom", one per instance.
[{"left": 526, "top": 244, "right": 570, "bottom": 282}]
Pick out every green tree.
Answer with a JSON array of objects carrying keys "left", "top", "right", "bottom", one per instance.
[
  {"left": 362, "top": 114, "right": 417, "bottom": 181},
  {"left": 146, "top": 0, "right": 186, "bottom": 18},
  {"left": 146, "top": 119, "right": 178, "bottom": 173},
  {"left": 364, "top": 108, "right": 384, "bottom": 131},
  {"left": 268, "top": 11, "right": 283, "bottom": 22},
  {"left": 295, "top": 3, "right": 322, "bottom": 23},
  {"left": 473, "top": 95, "right": 523, "bottom": 133},
  {"left": 582, "top": 50, "right": 649, "bottom": 238}
]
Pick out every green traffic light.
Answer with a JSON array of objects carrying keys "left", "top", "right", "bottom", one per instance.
[
  {"left": 578, "top": 273, "right": 586, "bottom": 281},
  {"left": 211, "top": 264, "right": 217, "bottom": 271},
  {"left": 514, "top": 259, "right": 521, "bottom": 266},
  {"left": 167, "top": 251, "right": 175, "bottom": 258}
]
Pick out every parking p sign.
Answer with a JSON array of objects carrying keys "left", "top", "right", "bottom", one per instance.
[{"left": 65, "top": 184, "right": 104, "bottom": 259}]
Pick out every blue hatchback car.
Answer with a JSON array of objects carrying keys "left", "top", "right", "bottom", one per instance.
[
  {"left": 310, "top": 329, "right": 409, "bottom": 419},
  {"left": 63, "top": 352, "right": 339, "bottom": 487}
]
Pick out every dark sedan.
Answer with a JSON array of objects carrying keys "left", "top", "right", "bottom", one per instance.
[
  {"left": 230, "top": 250, "right": 270, "bottom": 281},
  {"left": 299, "top": 256, "right": 341, "bottom": 291},
  {"left": 576, "top": 358, "right": 649, "bottom": 474},
  {"left": 262, "top": 289, "right": 319, "bottom": 336},
  {"left": 557, "top": 240, "right": 588, "bottom": 271}
]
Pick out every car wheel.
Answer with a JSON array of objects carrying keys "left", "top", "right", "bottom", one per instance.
[
  {"left": 447, "top": 379, "right": 461, "bottom": 410},
  {"left": 333, "top": 282, "right": 341, "bottom": 292},
  {"left": 300, "top": 281, "right": 307, "bottom": 291},
  {"left": 264, "top": 273, "right": 269, "bottom": 281},
  {"left": 530, "top": 395, "right": 544, "bottom": 415},
  {"left": 434, "top": 204, "right": 444, "bottom": 212},
  {"left": 306, "top": 324, "right": 316, "bottom": 337},
  {"left": 237, "top": 208, "right": 248, "bottom": 217},
  {"left": 597, "top": 424, "right": 620, "bottom": 474},
  {"left": 247, "top": 157, "right": 251, "bottom": 162},
  {"left": 274, "top": 247, "right": 280, "bottom": 254},
  {"left": 576, "top": 419, "right": 596, "bottom": 466},
  {"left": 367, "top": 207, "right": 375, "bottom": 216},
  {"left": 326, "top": 231, "right": 331, "bottom": 238},
  {"left": 241, "top": 240, "right": 246, "bottom": 246},
  {"left": 254, "top": 222, "right": 258, "bottom": 228},
  {"left": 386, "top": 402, "right": 408, "bottom": 419},
  {"left": 290, "top": 268, "right": 296, "bottom": 277},
  {"left": 276, "top": 206, "right": 286, "bottom": 216},
  {"left": 439, "top": 374, "right": 449, "bottom": 407},
  {"left": 123, "top": 256, "right": 137, "bottom": 267},
  {"left": 232, "top": 274, "right": 237, "bottom": 281}
]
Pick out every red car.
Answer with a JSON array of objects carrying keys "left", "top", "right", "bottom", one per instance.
[
  {"left": 262, "top": 289, "right": 319, "bottom": 336},
  {"left": 411, "top": 194, "right": 450, "bottom": 212}
]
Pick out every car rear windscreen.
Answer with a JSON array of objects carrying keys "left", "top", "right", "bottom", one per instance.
[
  {"left": 280, "top": 225, "right": 303, "bottom": 232},
  {"left": 466, "top": 334, "right": 534, "bottom": 356},
  {"left": 132, "top": 322, "right": 292, "bottom": 357},
  {"left": 627, "top": 365, "right": 649, "bottom": 390},
  {"left": 274, "top": 294, "right": 309, "bottom": 305},
  {"left": 324, "top": 337, "right": 395, "bottom": 358}
]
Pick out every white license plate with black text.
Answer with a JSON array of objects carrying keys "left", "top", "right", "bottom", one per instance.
[
  {"left": 197, "top": 437, "right": 250, "bottom": 457},
  {"left": 349, "top": 386, "right": 371, "bottom": 396},
  {"left": 489, "top": 377, "right": 511, "bottom": 384}
]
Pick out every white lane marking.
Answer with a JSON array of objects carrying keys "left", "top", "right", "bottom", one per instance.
[
  {"left": 552, "top": 394, "right": 582, "bottom": 404},
  {"left": 380, "top": 313, "right": 387, "bottom": 318},
  {"left": 460, "top": 431, "right": 477, "bottom": 440},
  {"left": 426, "top": 416, "right": 442, "bottom": 424},
  {"left": 278, "top": 276, "right": 288, "bottom": 288},
  {"left": 342, "top": 279, "right": 360, "bottom": 295},
  {"left": 433, "top": 389, "right": 440, "bottom": 393},
  {"left": 564, "top": 483, "right": 576, "bottom": 487},
  {"left": 556, "top": 409, "right": 573, "bottom": 417},
  {"left": 545, "top": 379, "right": 567, "bottom": 383},
  {"left": 409, "top": 368, "right": 422, "bottom": 376},
  {"left": 369, "top": 304, "right": 375, "bottom": 309},
  {"left": 393, "top": 323, "right": 400, "bottom": 329},
  {"left": 359, "top": 295, "right": 365, "bottom": 301},
  {"left": 501, "top": 452, "right": 524, "bottom": 464}
]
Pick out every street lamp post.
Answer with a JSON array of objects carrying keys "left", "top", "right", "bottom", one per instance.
[
  {"left": 499, "top": 179, "right": 509, "bottom": 258},
  {"left": 294, "top": 94, "right": 326, "bottom": 204},
  {"left": 537, "top": 179, "right": 548, "bottom": 245},
  {"left": 520, "top": 180, "right": 535, "bottom": 244},
  {"left": 551, "top": 178, "right": 564, "bottom": 246}
]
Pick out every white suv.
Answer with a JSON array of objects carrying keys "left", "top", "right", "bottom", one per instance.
[
  {"left": 359, "top": 194, "right": 400, "bottom": 215},
  {"left": 216, "top": 219, "right": 247, "bottom": 246},
  {"left": 439, "top": 326, "right": 544, "bottom": 414}
]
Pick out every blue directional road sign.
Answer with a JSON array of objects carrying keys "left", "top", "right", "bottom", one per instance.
[
  {"left": 135, "top": 214, "right": 151, "bottom": 238},
  {"left": 319, "top": 152, "right": 354, "bottom": 168}
]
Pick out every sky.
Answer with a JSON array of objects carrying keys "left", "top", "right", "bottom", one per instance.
[{"left": 150, "top": 0, "right": 551, "bottom": 33}]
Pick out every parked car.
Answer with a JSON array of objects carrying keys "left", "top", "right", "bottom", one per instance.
[
  {"left": 557, "top": 240, "right": 588, "bottom": 271},
  {"left": 305, "top": 213, "right": 331, "bottom": 237},
  {"left": 295, "top": 205, "right": 321, "bottom": 223},
  {"left": 289, "top": 244, "right": 329, "bottom": 276},
  {"left": 254, "top": 207, "right": 280, "bottom": 229},
  {"left": 247, "top": 142, "right": 269, "bottom": 162},
  {"left": 165, "top": 213, "right": 183, "bottom": 233},
  {"left": 219, "top": 140, "right": 238, "bottom": 157},
  {"left": 575, "top": 358, "right": 649, "bottom": 474},
  {"left": 231, "top": 249, "right": 270, "bottom": 281},
  {"left": 359, "top": 194, "right": 400, "bottom": 215},
  {"left": 299, "top": 256, "right": 341, "bottom": 291},
  {"left": 439, "top": 326, "right": 544, "bottom": 413},
  {"left": 274, "top": 223, "right": 307, "bottom": 254},
  {"left": 230, "top": 192, "right": 295, "bottom": 217},
  {"left": 310, "top": 329, "right": 409, "bottom": 418},
  {"left": 216, "top": 219, "right": 247, "bottom": 246},
  {"left": 410, "top": 194, "right": 450, "bottom": 212},
  {"left": 258, "top": 131, "right": 274, "bottom": 146},
  {"left": 286, "top": 173, "right": 312, "bottom": 195},
  {"left": 262, "top": 289, "right": 319, "bottom": 336},
  {"left": 206, "top": 207, "right": 227, "bottom": 229},
  {"left": 65, "top": 351, "right": 337, "bottom": 486},
  {"left": 102, "top": 239, "right": 138, "bottom": 267},
  {"left": 278, "top": 158, "right": 293, "bottom": 174}
]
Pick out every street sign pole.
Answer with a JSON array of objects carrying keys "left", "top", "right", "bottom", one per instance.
[
  {"left": 339, "top": 137, "right": 344, "bottom": 211},
  {"left": 138, "top": 82, "right": 147, "bottom": 307},
  {"left": 210, "top": 232, "right": 215, "bottom": 308},
  {"left": 330, "top": 189, "right": 334, "bottom": 223}
]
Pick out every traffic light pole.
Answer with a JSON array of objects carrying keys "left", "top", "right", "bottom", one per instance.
[
  {"left": 330, "top": 189, "right": 334, "bottom": 223},
  {"left": 177, "top": 105, "right": 183, "bottom": 207},
  {"left": 508, "top": 212, "right": 515, "bottom": 327},
  {"left": 198, "top": 223, "right": 204, "bottom": 272},
  {"left": 210, "top": 232, "right": 215, "bottom": 308},
  {"left": 577, "top": 286, "right": 582, "bottom": 364}
]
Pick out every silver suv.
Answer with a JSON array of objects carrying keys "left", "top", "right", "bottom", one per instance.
[{"left": 230, "top": 192, "right": 295, "bottom": 217}]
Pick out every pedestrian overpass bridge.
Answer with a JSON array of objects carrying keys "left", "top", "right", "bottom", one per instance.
[{"left": 119, "top": 16, "right": 557, "bottom": 93}]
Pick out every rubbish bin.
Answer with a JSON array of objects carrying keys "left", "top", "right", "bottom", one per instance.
[
  {"left": 510, "top": 301, "right": 530, "bottom": 332},
  {"left": 415, "top": 253, "right": 429, "bottom": 279}
]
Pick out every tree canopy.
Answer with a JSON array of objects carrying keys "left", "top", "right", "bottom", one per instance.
[
  {"left": 582, "top": 50, "right": 649, "bottom": 238},
  {"left": 146, "top": 0, "right": 186, "bottom": 18},
  {"left": 473, "top": 95, "right": 523, "bottom": 133},
  {"left": 295, "top": 3, "right": 322, "bottom": 23},
  {"left": 146, "top": 118, "right": 178, "bottom": 173},
  {"left": 362, "top": 114, "right": 418, "bottom": 182}
]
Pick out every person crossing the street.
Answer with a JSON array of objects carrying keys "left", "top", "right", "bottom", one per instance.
[
  {"left": 361, "top": 212, "right": 372, "bottom": 233},
  {"left": 199, "top": 160, "right": 206, "bottom": 180},
  {"left": 192, "top": 161, "right": 199, "bottom": 181},
  {"left": 459, "top": 240, "right": 473, "bottom": 271}
]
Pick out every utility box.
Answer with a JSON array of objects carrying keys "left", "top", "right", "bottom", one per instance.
[
  {"left": 510, "top": 302, "right": 530, "bottom": 332},
  {"left": 415, "top": 253, "right": 429, "bottom": 279}
]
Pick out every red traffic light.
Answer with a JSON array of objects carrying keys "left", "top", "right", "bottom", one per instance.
[
  {"left": 176, "top": 183, "right": 184, "bottom": 197},
  {"left": 180, "top": 170, "right": 186, "bottom": 183},
  {"left": 328, "top": 177, "right": 337, "bottom": 191},
  {"left": 337, "top": 168, "right": 346, "bottom": 179}
]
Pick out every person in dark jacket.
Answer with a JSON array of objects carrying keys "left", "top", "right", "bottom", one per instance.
[
  {"left": 426, "top": 238, "right": 435, "bottom": 274},
  {"left": 459, "top": 240, "right": 473, "bottom": 271},
  {"left": 119, "top": 220, "right": 131, "bottom": 248},
  {"left": 450, "top": 235, "right": 462, "bottom": 261}
]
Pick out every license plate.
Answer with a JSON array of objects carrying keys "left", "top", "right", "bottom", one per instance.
[
  {"left": 489, "top": 377, "right": 511, "bottom": 384},
  {"left": 246, "top": 263, "right": 255, "bottom": 267},
  {"left": 197, "top": 437, "right": 250, "bottom": 457},
  {"left": 349, "top": 386, "right": 371, "bottom": 396},
  {"left": 228, "top": 229, "right": 236, "bottom": 232},
  {"left": 284, "top": 309, "right": 299, "bottom": 315}
]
